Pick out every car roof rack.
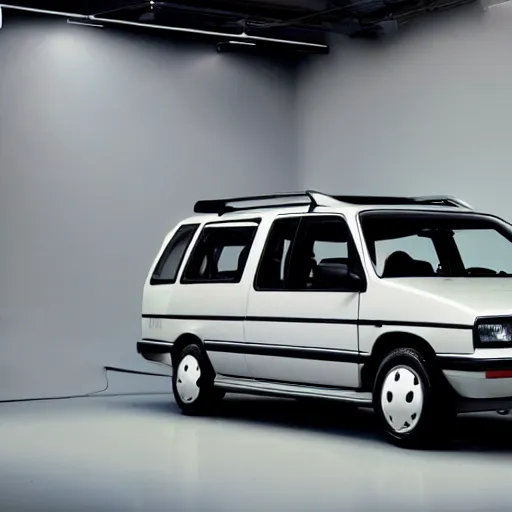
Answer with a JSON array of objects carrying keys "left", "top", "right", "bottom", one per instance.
[
  {"left": 333, "top": 195, "right": 472, "bottom": 209},
  {"left": 193, "top": 190, "right": 340, "bottom": 215},
  {"left": 194, "top": 192, "right": 472, "bottom": 215},
  {"left": 412, "top": 195, "right": 473, "bottom": 209}
]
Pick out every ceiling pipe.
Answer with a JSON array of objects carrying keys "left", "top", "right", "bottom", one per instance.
[
  {"left": 0, "top": 3, "right": 87, "bottom": 18},
  {"left": 90, "top": 15, "right": 328, "bottom": 48},
  {"left": 0, "top": 3, "right": 328, "bottom": 51}
]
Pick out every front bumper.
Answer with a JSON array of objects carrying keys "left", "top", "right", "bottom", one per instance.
[{"left": 439, "top": 350, "right": 512, "bottom": 407}]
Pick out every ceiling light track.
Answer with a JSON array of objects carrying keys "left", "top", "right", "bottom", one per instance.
[
  {"left": 90, "top": 16, "right": 328, "bottom": 48},
  {"left": 0, "top": 3, "right": 327, "bottom": 51}
]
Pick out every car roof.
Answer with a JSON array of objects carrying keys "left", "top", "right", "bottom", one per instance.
[{"left": 179, "top": 200, "right": 481, "bottom": 226}]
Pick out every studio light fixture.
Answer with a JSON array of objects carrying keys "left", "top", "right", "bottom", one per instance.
[
  {"left": 67, "top": 17, "right": 104, "bottom": 28},
  {"left": 216, "top": 39, "right": 258, "bottom": 53},
  {"left": 227, "top": 40, "right": 257, "bottom": 46}
]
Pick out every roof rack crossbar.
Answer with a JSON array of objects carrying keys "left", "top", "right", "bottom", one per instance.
[
  {"left": 333, "top": 195, "right": 419, "bottom": 205},
  {"left": 193, "top": 190, "right": 338, "bottom": 215},
  {"left": 332, "top": 195, "right": 472, "bottom": 209},
  {"left": 412, "top": 195, "right": 473, "bottom": 209}
]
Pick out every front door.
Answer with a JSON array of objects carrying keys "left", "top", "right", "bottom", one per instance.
[{"left": 244, "top": 214, "right": 364, "bottom": 388}]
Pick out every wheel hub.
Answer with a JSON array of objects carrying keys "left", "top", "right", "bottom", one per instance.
[
  {"left": 380, "top": 365, "right": 424, "bottom": 434},
  {"left": 176, "top": 355, "right": 201, "bottom": 403}
]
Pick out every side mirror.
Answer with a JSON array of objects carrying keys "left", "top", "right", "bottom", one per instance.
[{"left": 314, "top": 262, "right": 362, "bottom": 290}]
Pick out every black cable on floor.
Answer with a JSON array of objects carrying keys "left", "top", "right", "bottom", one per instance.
[
  {"left": 104, "top": 366, "right": 170, "bottom": 378},
  {"left": 0, "top": 365, "right": 171, "bottom": 404}
]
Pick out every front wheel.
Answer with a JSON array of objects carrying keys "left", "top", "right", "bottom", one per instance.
[
  {"left": 172, "top": 344, "right": 224, "bottom": 416},
  {"left": 373, "top": 347, "right": 455, "bottom": 448}
]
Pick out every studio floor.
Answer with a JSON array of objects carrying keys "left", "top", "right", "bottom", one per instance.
[{"left": 1, "top": 392, "right": 512, "bottom": 512}]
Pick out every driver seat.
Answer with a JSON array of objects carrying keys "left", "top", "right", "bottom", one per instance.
[{"left": 382, "top": 251, "right": 434, "bottom": 278}]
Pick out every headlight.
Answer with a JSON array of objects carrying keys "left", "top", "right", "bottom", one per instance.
[{"left": 477, "top": 323, "right": 512, "bottom": 343}]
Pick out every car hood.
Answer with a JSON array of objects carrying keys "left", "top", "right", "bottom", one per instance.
[{"left": 384, "top": 278, "right": 512, "bottom": 317}]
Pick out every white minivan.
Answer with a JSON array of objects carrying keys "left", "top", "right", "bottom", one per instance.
[{"left": 138, "top": 191, "right": 512, "bottom": 448}]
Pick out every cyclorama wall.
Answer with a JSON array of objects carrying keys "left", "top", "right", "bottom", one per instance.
[
  {"left": 297, "top": 1, "right": 512, "bottom": 222},
  {"left": 3, "top": 2, "right": 510, "bottom": 400},
  {"left": 0, "top": 15, "right": 296, "bottom": 400}
]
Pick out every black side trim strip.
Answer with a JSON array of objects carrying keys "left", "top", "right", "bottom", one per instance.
[
  {"left": 358, "top": 319, "right": 473, "bottom": 330},
  {"left": 142, "top": 338, "right": 174, "bottom": 344},
  {"left": 142, "top": 313, "right": 473, "bottom": 330},
  {"left": 439, "top": 356, "right": 512, "bottom": 372},
  {"left": 204, "top": 340, "right": 368, "bottom": 363},
  {"left": 246, "top": 316, "right": 357, "bottom": 325},
  {"left": 137, "top": 340, "right": 174, "bottom": 354},
  {"left": 142, "top": 314, "right": 245, "bottom": 321}
]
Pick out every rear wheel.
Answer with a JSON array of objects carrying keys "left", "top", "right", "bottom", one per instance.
[
  {"left": 172, "top": 344, "right": 224, "bottom": 415},
  {"left": 373, "top": 347, "right": 455, "bottom": 448}
]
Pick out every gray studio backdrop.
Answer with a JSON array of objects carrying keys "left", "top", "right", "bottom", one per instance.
[
  {"left": 297, "top": 1, "right": 512, "bottom": 221},
  {"left": 1, "top": 1, "right": 511, "bottom": 400},
  {"left": 0, "top": 18, "right": 296, "bottom": 399}
]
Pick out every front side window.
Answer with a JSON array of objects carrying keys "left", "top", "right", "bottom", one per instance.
[
  {"left": 361, "top": 211, "right": 512, "bottom": 278},
  {"left": 289, "top": 215, "right": 363, "bottom": 291},
  {"left": 255, "top": 215, "right": 364, "bottom": 291},
  {"left": 182, "top": 224, "right": 258, "bottom": 283},
  {"left": 151, "top": 223, "right": 199, "bottom": 285},
  {"left": 255, "top": 217, "right": 300, "bottom": 290}
]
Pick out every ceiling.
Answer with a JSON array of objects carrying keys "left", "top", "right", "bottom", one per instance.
[{"left": 0, "top": 0, "right": 477, "bottom": 54}]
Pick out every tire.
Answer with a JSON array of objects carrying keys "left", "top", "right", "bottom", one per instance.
[
  {"left": 172, "top": 343, "right": 224, "bottom": 416},
  {"left": 373, "top": 347, "right": 454, "bottom": 449}
]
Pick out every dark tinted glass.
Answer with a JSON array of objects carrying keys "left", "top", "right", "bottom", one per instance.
[{"left": 151, "top": 224, "right": 199, "bottom": 284}]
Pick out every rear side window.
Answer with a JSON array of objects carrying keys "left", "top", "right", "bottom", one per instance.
[
  {"left": 182, "top": 224, "right": 258, "bottom": 283},
  {"left": 150, "top": 224, "right": 200, "bottom": 285}
]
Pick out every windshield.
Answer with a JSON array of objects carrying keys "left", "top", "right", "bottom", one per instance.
[{"left": 360, "top": 211, "right": 512, "bottom": 278}]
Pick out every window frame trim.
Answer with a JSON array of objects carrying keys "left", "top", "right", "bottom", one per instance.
[
  {"left": 253, "top": 213, "right": 367, "bottom": 293},
  {"left": 179, "top": 221, "right": 259, "bottom": 285}
]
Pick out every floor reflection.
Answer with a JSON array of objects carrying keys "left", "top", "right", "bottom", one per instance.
[{"left": 0, "top": 394, "right": 511, "bottom": 512}]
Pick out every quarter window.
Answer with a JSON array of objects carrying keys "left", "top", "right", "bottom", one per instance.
[
  {"left": 151, "top": 224, "right": 200, "bottom": 285},
  {"left": 182, "top": 224, "right": 258, "bottom": 283}
]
